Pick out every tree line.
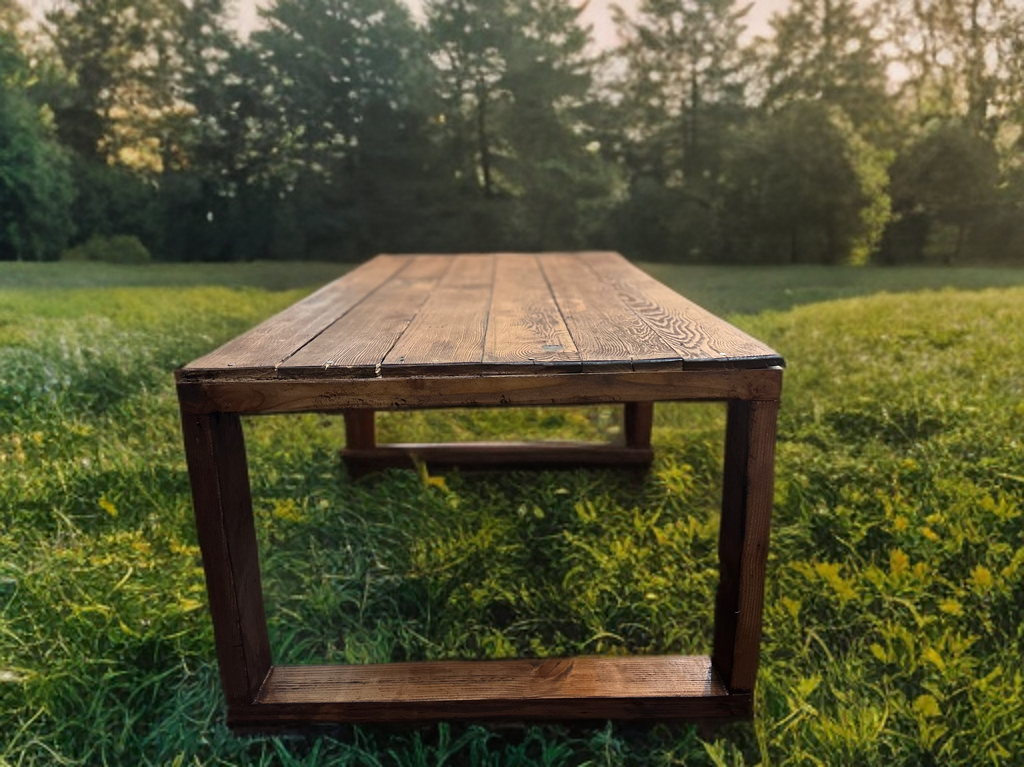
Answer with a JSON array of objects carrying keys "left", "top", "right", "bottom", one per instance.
[{"left": 2, "top": 0, "right": 1023, "bottom": 265}]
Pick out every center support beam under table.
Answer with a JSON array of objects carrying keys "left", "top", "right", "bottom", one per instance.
[{"left": 342, "top": 403, "right": 655, "bottom": 476}]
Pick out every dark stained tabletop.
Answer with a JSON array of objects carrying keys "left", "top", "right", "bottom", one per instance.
[{"left": 179, "top": 252, "right": 783, "bottom": 382}]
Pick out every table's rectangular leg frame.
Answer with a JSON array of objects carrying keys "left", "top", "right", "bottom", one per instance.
[
  {"left": 177, "top": 369, "right": 780, "bottom": 728},
  {"left": 341, "top": 403, "right": 655, "bottom": 475}
]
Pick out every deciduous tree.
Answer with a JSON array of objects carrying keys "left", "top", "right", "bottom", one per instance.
[
  {"left": 760, "top": 0, "right": 891, "bottom": 137},
  {"left": 721, "top": 102, "right": 881, "bottom": 264},
  {"left": 0, "top": 26, "right": 75, "bottom": 261}
]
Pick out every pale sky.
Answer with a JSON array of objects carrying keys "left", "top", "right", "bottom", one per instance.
[
  {"left": 231, "top": 0, "right": 791, "bottom": 46},
  {"left": 22, "top": 0, "right": 792, "bottom": 51}
]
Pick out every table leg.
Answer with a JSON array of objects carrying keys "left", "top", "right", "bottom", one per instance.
[
  {"left": 623, "top": 402, "right": 654, "bottom": 449},
  {"left": 180, "top": 411, "right": 271, "bottom": 706},
  {"left": 344, "top": 409, "right": 376, "bottom": 450},
  {"left": 712, "top": 399, "right": 779, "bottom": 694}
]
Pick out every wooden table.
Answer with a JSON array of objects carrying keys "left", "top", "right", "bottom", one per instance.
[{"left": 176, "top": 252, "right": 783, "bottom": 730}]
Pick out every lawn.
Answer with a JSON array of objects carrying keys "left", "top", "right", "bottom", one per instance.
[{"left": 1, "top": 261, "right": 1022, "bottom": 766}]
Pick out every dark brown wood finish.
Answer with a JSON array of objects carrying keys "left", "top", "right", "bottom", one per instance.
[
  {"left": 342, "top": 441, "right": 653, "bottom": 474},
  {"left": 175, "top": 251, "right": 783, "bottom": 730},
  {"left": 713, "top": 399, "right": 779, "bottom": 693},
  {"left": 623, "top": 402, "right": 654, "bottom": 449},
  {"left": 343, "top": 410, "right": 375, "bottom": 449},
  {"left": 179, "top": 410, "right": 271, "bottom": 705},
  {"left": 176, "top": 367, "right": 782, "bottom": 416}
]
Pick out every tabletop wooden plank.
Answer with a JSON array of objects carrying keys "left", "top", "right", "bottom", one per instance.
[
  {"left": 182, "top": 255, "right": 410, "bottom": 377},
  {"left": 483, "top": 254, "right": 581, "bottom": 370},
  {"left": 581, "top": 252, "right": 783, "bottom": 368},
  {"left": 539, "top": 253, "right": 680, "bottom": 372},
  {"left": 381, "top": 254, "right": 495, "bottom": 374},
  {"left": 180, "top": 251, "right": 784, "bottom": 380},
  {"left": 279, "top": 256, "right": 452, "bottom": 377}
]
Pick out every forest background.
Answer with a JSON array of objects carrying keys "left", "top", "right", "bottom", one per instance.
[{"left": 1, "top": 0, "right": 1024, "bottom": 267}]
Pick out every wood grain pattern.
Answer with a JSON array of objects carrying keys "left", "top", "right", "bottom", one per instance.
[
  {"left": 539, "top": 254, "right": 681, "bottom": 372},
  {"left": 182, "top": 256, "right": 409, "bottom": 379},
  {"left": 713, "top": 399, "right": 779, "bottom": 693},
  {"left": 279, "top": 256, "right": 451, "bottom": 377},
  {"left": 483, "top": 254, "right": 581, "bottom": 370},
  {"left": 381, "top": 254, "right": 495, "bottom": 375},
  {"left": 180, "top": 252, "right": 784, "bottom": 381},
  {"left": 179, "top": 410, "right": 271, "bottom": 705},
  {"left": 176, "top": 367, "right": 784, "bottom": 415},
  {"left": 342, "top": 441, "right": 653, "bottom": 474},
  {"left": 581, "top": 252, "right": 784, "bottom": 369},
  {"left": 228, "top": 655, "right": 751, "bottom": 725},
  {"left": 258, "top": 655, "right": 725, "bottom": 704}
]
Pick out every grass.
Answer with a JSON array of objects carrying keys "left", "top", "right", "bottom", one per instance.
[
  {"left": 0, "top": 261, "right": 356, "bottom": 291},
  {"left": 6, "top": 259, "right": 1024, "bottom": 313},
  {"left": 1, "top": 261, "right": 1023, "bottom": 765}
]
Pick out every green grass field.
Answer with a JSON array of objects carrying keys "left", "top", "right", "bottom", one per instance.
[{"left": 1, "top": 262, "right": 1022, "bottom": 765}]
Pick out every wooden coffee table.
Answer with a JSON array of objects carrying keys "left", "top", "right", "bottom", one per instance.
[{"left": 176, "top": 252, "right": 783, "bottom": 730}]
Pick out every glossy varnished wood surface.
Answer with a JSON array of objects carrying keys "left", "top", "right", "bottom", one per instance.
[{"left": 179, "top": 252, "right": 783, "bottom": 383}]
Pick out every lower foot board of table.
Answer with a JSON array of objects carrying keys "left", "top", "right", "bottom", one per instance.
[{"left": 227, "top": 655, "right": 751, "bottom": 728}]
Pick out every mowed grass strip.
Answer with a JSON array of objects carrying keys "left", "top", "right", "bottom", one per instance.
[{"left": 1, "top": 267, "right": 1022, "bottom": 765}]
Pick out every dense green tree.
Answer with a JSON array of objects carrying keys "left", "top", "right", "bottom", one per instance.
[
  {"left": 604, "top": 0, "right": 753, "bottom": 261},
  {"left": 883, "top": 120, "right": 999, "bottom": 264},
  {"left": 876, "top": 1, "right": 1023, "bottom": 264},
  {"left": 882, "top": 0, "right": 1023, "bottom": 137},
  {"left": 151, "top": 7, "right": 286, "bottom": 261},
  {"left": 721, "top": 102, "right": 879, "bottom": 264},
  {"left": 425, "top": 0, "right": 609, "bottom": 249},
  {"left": 246, "top": 0, "right": 450, "bottom": 258},
  {"left": 253, "top": 0, "right": 427, "bottom": 168},
  {"left": 427, "top": 0, "right": 508, "bottom": 199},
  {"left": 760, "top": 0, "right": 891, "bottom": 136},
  {"left": 612, "top": 0, "right": 751, "bottom": 182},
  {"left": 0, "top": 0, "right": 25, "bottom": 36},
  {"left": 41, "top": 0, "right": 242, "bottom": 260},
  {"left": 498, "top": 0, "right": 611, "bottom": 248},
  {"left": 0, "top": 0, "right": 1020, "bottom": 265},
  {"left": 45, "top": 0, "right": 228, "bottom": 167},
  {"left": 0, "top": 25, "right": 75, "bottom": 261}
]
